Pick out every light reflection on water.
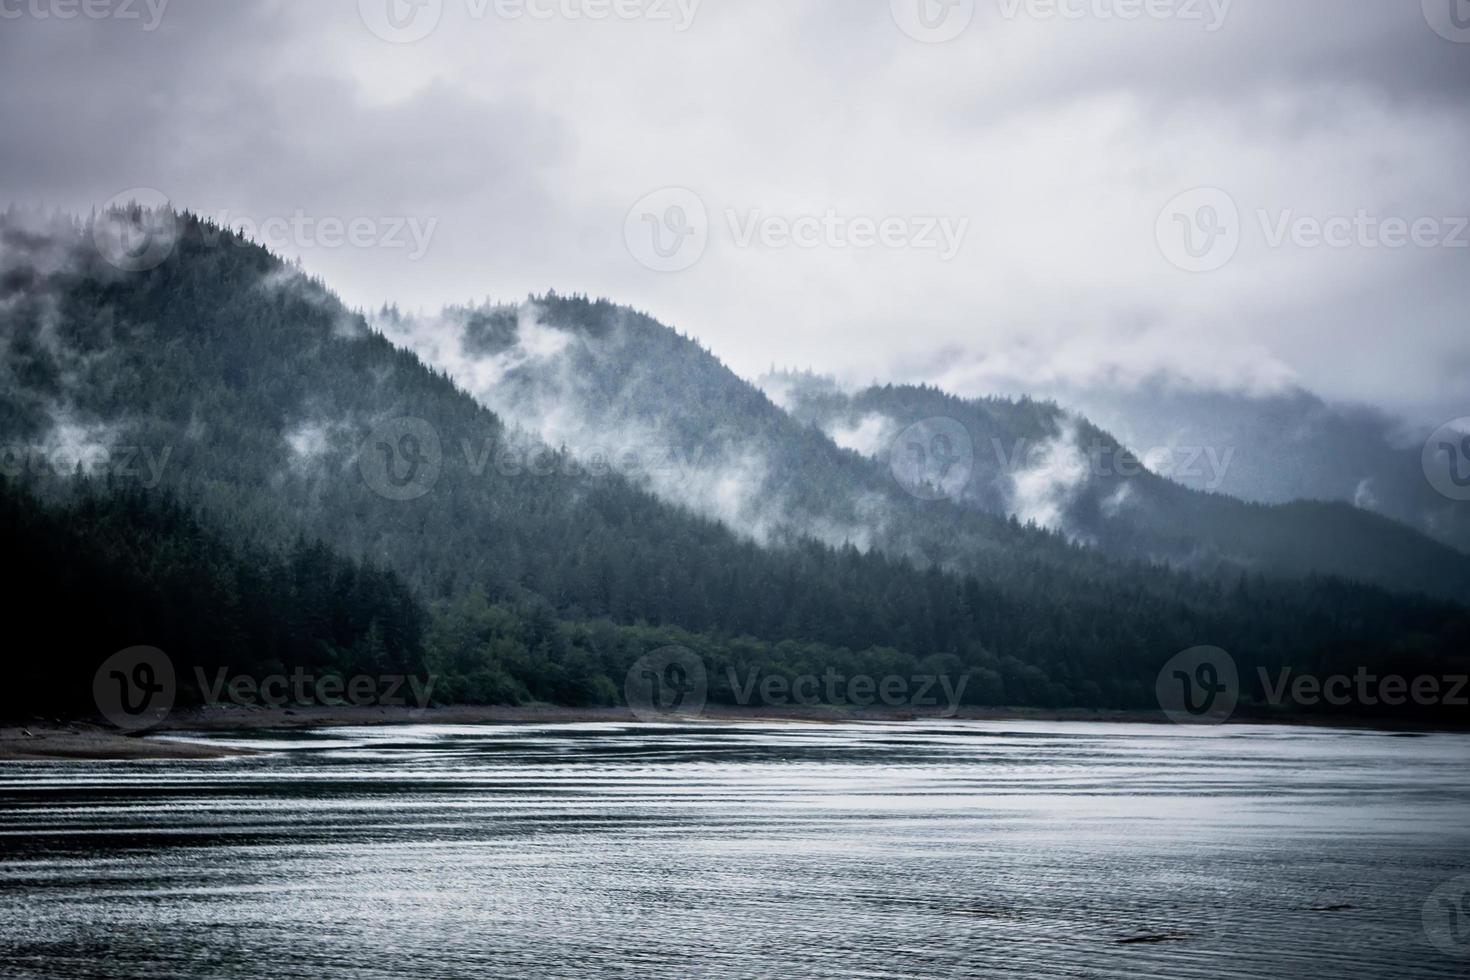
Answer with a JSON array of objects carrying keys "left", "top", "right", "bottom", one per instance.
[{"left": 0, "top": 721, "right": 1467, "bottom": 979}]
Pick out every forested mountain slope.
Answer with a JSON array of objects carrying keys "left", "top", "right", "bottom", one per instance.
[
  {"left": 371, "top": 287, "right": 1470, "bottom": 601},
  {"left": 0, "top": 477, "right": 426, "bottom": 718},
  {"left": 1, "top": 206, "right": 1466, "bottom": 720}
]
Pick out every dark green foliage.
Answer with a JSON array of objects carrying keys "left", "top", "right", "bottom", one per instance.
[
  {"left": 0, "top": 476, "right": 425, "bottom": 719},
  {"left": 1, "top": 208, "right": 1468, "bottom": 725}
]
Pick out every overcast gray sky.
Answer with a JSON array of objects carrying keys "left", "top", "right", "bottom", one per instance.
[{"left": 3, "top": 0, "right": 1467, "bottom": 423}]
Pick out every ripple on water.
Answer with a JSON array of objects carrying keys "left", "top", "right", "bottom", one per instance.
[{"left": 0, "top": 721, "right": 1467, "bottom": 979}]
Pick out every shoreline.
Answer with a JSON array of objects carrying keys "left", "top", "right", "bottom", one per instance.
[
  {"left": 2, "top": 702, "right": 1462, "bottom": 761},
  {"left": 0, "top": 723, "right": 258, "bottom": 761}
]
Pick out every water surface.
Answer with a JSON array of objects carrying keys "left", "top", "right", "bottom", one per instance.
[{"left": 1, "top": 721, "right": 1467, "bottom": 978}]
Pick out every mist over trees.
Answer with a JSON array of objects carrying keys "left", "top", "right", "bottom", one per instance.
[{"left": 1, "top": 208, "right": 1467, "bottom": 724}]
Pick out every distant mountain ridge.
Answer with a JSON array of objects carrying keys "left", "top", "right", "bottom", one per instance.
[
  {"left": 1042, "top": 381, "right": 1469, "bottom": 555},
  {"left": 760, "top": 371, "right": 1470, "bottom": 601}
]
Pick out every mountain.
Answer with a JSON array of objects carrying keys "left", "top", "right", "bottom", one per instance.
[
  {"left": 759, "top": 372, "right": 1470, "bottom": 601},
  {"left": 367, "top": 290, "right": 1470, "bottom": 602},
  {"left": 372, "top": 297, "right": 1119, "bottom": 580},
  {"left": 1046, "top": 382, "right": 1470, "bottom": 555},
  {"left": 2, "top": 205, "right": 1467, "bottom": 723}
]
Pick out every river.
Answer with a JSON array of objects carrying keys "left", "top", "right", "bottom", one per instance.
[{"left": 1, "top": 721, "right": 1467, "bottom": 978}]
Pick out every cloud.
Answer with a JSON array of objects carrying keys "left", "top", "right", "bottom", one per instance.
[
  {"left": 1003, "top": 419, "right": 1092, "bottom": 535},
  {"left": 1101, "top": 481, "right": 1136, "bottom": 520},
  {"left": 376, "top": 300, "right": 888, "bottom": 550},
  {"left": 285, "top": 420, "right": 335, "bottom": 465},
  {"left": 825, "top": 413, "right": 898, "bottom": 458},
  {"left": 1354, "top": 478, "right": 1378, "bottom": 511},
  {"left": 37, "top": 411, "right": 122, "bottom": 475},
  {"left": 2, "top": 0, "right": 1465, "bottom": 424},
  {"left": 258, "top": 266, "right": 367, "bottom": 339}
]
